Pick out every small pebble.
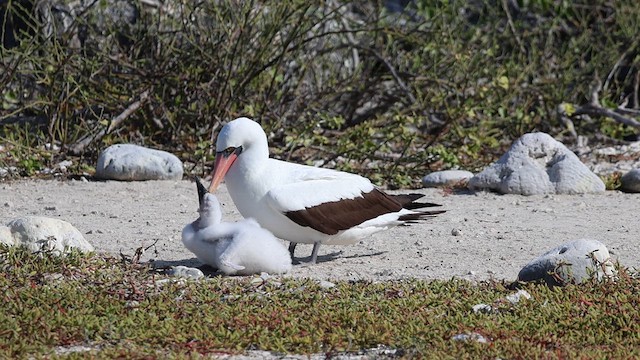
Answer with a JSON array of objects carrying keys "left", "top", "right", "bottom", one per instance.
[
  {"left": 451, "top": 333, "right": 488, "bottom": 343},
  {"left": 472, "top": 304, "right": 493, "bottom": 313},
  {"left": 318, "top": 280, "right": 336, "bottom": 289},
  {"left": 3, "top": 202, "right": 11, "bottom": 208},
  {"left": 125, "top": 300, "right": 140, "bottom": 309},
  {"left": 451, "top": 228, "right": 462, "bottom": 236},
  {"left": 45, "top": 206, "right": 57, "bottom": 211},
  {"left": 168, "top": 266, "right": 204, "bottom": 280},
  {"left": 506, "top": 289, "right": 531, "bottom": 304}
]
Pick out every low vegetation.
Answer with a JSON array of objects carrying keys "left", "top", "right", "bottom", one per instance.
[
  {"left": 1, "top": 247, "right": 639, "bottom": 358},
  {"left": 1, "top": 0, "right": 640, "bottom": 187}
]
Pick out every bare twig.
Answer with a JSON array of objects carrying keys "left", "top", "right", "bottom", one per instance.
[
  {"left": 106, "top": 90, "right": 149, "bottom": 133},
  {"left": 589, "top": 74, "right": 601, "bottom": 106},
  {"left": 351, "top": 44, "right": 416, "bottom": 104},
  {"left": 603, "top": 39, "right": 639, "bottom": 92},
  {"left": 634, "top": 71, "right": 640, "bottom": 109},
  {"left": 501, "top": 0, "right": 526, "bottom": 54},
  {"left": 69, "top": 90, "right": 150, "bottom": 154}
]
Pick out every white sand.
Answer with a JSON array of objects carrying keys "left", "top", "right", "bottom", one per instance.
[{"left": 0, "top": 179, "right": 636, "bottom": 282}]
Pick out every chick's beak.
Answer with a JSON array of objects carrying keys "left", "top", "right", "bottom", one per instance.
[{"left": 194, "top": 176, "right": 208, "bottom": 208}]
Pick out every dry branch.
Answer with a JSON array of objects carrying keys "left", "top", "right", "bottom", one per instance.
[
  {"left": 562, "top": 75, "right": 640, "bottom": 134},
  {"left": 69, "top": 90, "right": 150, "bottom": 155},
  {"left": 572, "top": 104, "right": 640, "bottom": 129}
]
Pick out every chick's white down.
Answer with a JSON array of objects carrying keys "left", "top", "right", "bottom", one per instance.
[{"left": 182, "top": 189, "right": 291, "bottom": 275}]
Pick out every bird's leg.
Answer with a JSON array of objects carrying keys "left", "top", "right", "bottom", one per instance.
[
  {"left": 310, "top": 242, "right": 321, "bottom": 264},
  {"left": 288, "top": 242, "right": 297, "bottom": 258}
]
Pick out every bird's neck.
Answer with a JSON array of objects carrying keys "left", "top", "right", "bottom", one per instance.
[
  {"left": 227, "top": 146, "right": 269, "bottom": 184},
  {"left": 224, "top": 147, "right": 273, "bottom": 218},
  {"left": 197, "top": 209, "right": 221, "bottom": 229}
]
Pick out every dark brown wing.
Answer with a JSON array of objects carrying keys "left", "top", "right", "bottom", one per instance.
[{"left": 285, "top": 189, "right": 443, "bottom": 235}]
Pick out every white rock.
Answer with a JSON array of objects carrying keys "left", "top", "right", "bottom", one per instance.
[
  {"left": 95, "top": 144, "right": 183, "bottom": 181},
  {"left": 472, "top": 303, "right": 493, "bottom": 313},
  {"left": 0, "top": 226, "right": 14, "bottom": 246},
  {"left": 468, "top": 132, "right": 605, "bottom": 195},
  {"left": 505, "top": 289, "right": 531, "bottom": 304},
  {"left": 422, "top": 170, "right": 474, "bottom": 188},
  {"left": 2, "top": 216, "right": 93, "bottom": 255},
  {"left": 620, "top": 169, "right": 640, "bottom": 193},
  {"left": 56, "top": 160, "right": 73, "bottom": 172},
  {"left": 318, "top": 280, "right": 336, "bottom": 289},
  {"left": 168, "top": 265, "right": 204, "bottom": 280},
  {"left": 518, "top": 239, "right": 615, "bottom": 286}
]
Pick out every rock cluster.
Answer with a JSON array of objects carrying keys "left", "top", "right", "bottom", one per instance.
[
  {"left": 423, "top": 132, "right": 609, "bottom": 196},
  {"left": 468, "top": 133, "right": 605, "bottom": 195},
  {"left": 419, "top": 132, "right": 624, "bottom": 286}
]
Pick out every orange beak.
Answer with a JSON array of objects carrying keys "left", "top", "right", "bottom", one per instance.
[{"left": 208, "top": 151, "right": 239, "bottom": 192}]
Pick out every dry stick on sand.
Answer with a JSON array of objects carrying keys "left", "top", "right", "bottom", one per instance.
[{"left": 69, "top": 90, "right": 150, "bottom": 154}]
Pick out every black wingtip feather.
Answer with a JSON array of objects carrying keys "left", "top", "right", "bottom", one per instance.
[
  {"left": 390, "top": 193, "right": 444, "bottom": 210},
  {"left": 398, "top": 209, "right": 446, "bottom": 222}
]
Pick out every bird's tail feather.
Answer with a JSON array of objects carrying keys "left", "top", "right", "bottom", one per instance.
[
  {"left": 390, "top": 193, "right": 444, "bottom": 211},
  {"left": 398, "top": 209, "right": 446, "bottom": 222}
]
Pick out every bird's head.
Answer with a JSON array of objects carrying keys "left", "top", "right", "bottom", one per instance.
[{"left": 208, "top": 117, "right": 267, "bottom": 192}]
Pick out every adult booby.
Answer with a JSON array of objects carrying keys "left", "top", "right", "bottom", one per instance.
[{"left": 209, "top": 117, "right": 445, "bottom": 263}]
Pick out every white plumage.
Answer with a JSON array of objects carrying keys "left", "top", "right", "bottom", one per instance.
[
  {"left": 208, "top": 117, "right": 445, "bottom": 263},
  {"left": 181, "top": 179, "right": 292, "bottom": 275}
]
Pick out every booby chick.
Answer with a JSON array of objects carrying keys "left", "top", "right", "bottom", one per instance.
[
  {"left": 208, "top": 117, "right": 446, "bottom": 263},
  {"left": 181, "top": 178, "right": 292, "bottom": 275}
]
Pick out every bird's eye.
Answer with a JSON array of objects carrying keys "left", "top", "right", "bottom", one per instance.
[
  {"left": 221, "top": 146, "right": 243, "bottom": 157},
  {"left": 223, "top": 147, "right": 236, "bottom": 157}
]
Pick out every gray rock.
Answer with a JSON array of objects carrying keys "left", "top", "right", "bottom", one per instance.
[
  {"left": 168, "top": 265, "right": 204, "bottom": 280},
  {"left": 468, "top": 132, "right": 605, "bottom": 195},
  {"left": 1, "top": 216, "right": 93, "bottom": 255},
  {"left": 620, "top": 169, "right": 640, "bottom": 192},
  {"left": 96, "top": 144, "right": 183, "bottom": 181},
  {"left": 518, "top": 239, "right": 615, "bottom": 286},
  {"left": 422, "top": 170, "right": 474, "bottom": 188}
]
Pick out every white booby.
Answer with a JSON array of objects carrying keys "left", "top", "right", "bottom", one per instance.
[
  {"left": 181, "top": 178, "right": 292, "bottom": 275},
  {"left": 209, "top": 117, "right": 445, "bottom": 263}
]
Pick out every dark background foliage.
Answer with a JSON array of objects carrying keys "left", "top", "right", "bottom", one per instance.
[{"left": 1, "top": 0, "right": 639, "bottom": 187}]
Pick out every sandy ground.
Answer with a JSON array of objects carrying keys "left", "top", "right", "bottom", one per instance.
[{"left": 0, "top": 179, "right": 637, "bottom": 282}]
